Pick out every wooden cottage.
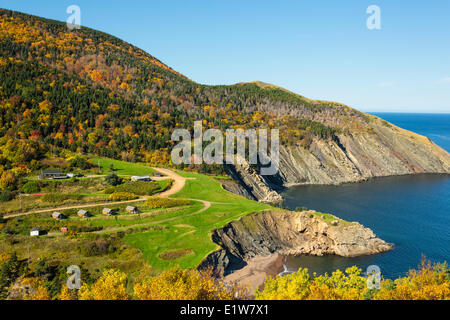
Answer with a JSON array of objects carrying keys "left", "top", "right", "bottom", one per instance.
[
  {"left": 52, "top": 212, "right": 65, "bottom": 220},
  {"left": 38, "top": 170, "right": 66, "bottom": 180},
  {"left": 102, "top": 208, "right": 117, "bottom": 216},
  {"left": 126, "top": 206, "right": 138, "bottom": 214},
  {"left": 77, "top": 209, "right": 90, "bottom": 218}
]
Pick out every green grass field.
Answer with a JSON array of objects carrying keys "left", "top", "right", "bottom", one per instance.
[
  {"left": 124, "top": 170, "right": 272, "bottom": 270},
  {"left": 90, "top": 157, "right": 157, "bottom": 176},
  {"left": 3, "top": 159, "right": 273, "bottom": 273}
]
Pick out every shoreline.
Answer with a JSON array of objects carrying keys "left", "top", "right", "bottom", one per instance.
[{"left": 224, "top": 254, "right": 285, "bottom": 297}]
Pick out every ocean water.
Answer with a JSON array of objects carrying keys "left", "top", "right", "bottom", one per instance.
[{"left": 282, "top": 113, "right": 450, "bottom": 279}]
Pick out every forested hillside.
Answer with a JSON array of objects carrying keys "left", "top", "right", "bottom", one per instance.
[
  {"left": 1, "top": 8, "right": 449, "bottom": 203},
  {"left": 0, "top": 9, "right": 364, "bottom": 169}
]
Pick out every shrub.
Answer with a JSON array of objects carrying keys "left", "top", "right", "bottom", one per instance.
[
  {"left": 133, "top": 266, "right": 246, "bottom": 300},
  {"left": 80, "top": 238, "right": 117, "bottom": 257},
  {"left": 105, "top": 174, "right": 122, "bottom": 186},
  {"left": 108, "top": 192, "right": 138, "bottom": 201},
  {"left": 103, "top": 186, "right": 116, "bottom": 194},
  {"left": 22, "top": 181, "right": 40, "bottom": 194},
  {"left": 0, "top": 190, "right": 14, "bottom": 202},
  {"left": 69, "top": 156, "right": 92, "bottom": 170},
  {"left": 78, "top": 269, "right": 130, "bottom": 300},
  {"left": 146, "top": 198, "right": 192, "bottom": 209},
  {"left": 255, "top": 260, "right": 450, "bottom": 300}
]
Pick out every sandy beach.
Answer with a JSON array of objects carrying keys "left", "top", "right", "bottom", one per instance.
[{"left": 224, "top": 254, "right": 285, "bottom": 296}]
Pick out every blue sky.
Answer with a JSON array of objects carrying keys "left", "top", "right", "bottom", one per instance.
[{"left": 1, "top": 0, "right": 450, "bottom": 113}]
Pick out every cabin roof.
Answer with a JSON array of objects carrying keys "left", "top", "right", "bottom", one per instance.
[{"left": 42, "top": 170, "right": 62, "bottom": 174}]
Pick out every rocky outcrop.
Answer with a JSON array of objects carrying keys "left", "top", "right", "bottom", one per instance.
[
  {"left": 199, "top": 210, "right": 393, "bottom": 277},
  {"left": 217, "top": 178, "right": 257, "bottom": 201},
  {"left": 226, "top": 162, "right": 284, "bottom": 203},
  {"left": 229, "top": 117, "right": 450, "bottom": 202}
]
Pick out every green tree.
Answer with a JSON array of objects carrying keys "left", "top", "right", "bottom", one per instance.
[
  {"left": 105, "top": 173, "right": 122, "bottom": 186},
  {"left": 0, "top": 252, "right": 26, "bottom": 298},
  {"left": 22, "top": 181, "right": 40, "bottom": 194}
]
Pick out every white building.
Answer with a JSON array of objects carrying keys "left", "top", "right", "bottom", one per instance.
[
  {"left": 30, "top": 227, "right": 43, "bottom": 237},
  {"left": 131, "top": 176, "right": 151, "bottom": 182}
]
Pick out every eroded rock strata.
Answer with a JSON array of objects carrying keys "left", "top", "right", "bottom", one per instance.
[
  {"left": 199, "top": 210, "right": 393, "bottom": 277},
  {"left": 228, "top": 118, "right": 450, "bottom": 202}
]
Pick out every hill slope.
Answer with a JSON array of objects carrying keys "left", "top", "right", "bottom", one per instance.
[{"left": 0, "top": 9, "right": 449, "bottom": 201}]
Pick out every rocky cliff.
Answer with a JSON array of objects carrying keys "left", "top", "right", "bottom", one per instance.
[
  {"left": 199, "top": 210, "right": 393, "bottom": 277},
  {"left": 229, "top": 115, "right": 450, "bottom": 202}
]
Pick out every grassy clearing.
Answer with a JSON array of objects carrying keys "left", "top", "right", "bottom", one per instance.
[
  {"left": 124, "top": 171, "right": 272, "bottom": 270},
  {"left": 90, "top": 157, "right": 156, "bottom": 176}
]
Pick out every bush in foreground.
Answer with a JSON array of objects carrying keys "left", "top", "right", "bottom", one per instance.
[
  {"left": 2, "top": 256, "right": 449, "bottom": 300},
  {"left": 255, "top": 260, "right": 450, "bottom": 300},
  {"left": 133, "top": 267, "right": 246, "bottom": 300}
]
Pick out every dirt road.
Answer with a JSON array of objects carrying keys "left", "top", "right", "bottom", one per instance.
[{"left": 151, "top": 167, "right": 193, "bottom": 198}]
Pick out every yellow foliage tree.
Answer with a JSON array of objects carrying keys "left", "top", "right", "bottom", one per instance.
[
  {"left": 59, "top": 285, "right": 79, "bottom": 300},
  {"left": 78, "top": 269, "right": 130, "bottom": 300},
  {"left": 134, "top": 266, "right": 243, "bottom": 300},
  {"left": 373, "top": 260, "right": 450, "bottom": 300},
  {"left": 256, "top": 261, "right": 450, "bottom": 300},
  {"left": 12, "top": 278, "right": 51, "bottom": 300}
]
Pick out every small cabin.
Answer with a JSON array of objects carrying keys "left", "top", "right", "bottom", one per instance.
[
  {"left": 102, "top": 208, "right": 117, "bottom": 216},
  {"left": 77, "top": 209, "right": 90, "bottom": 218},
  {"left": 126, "top": 206, "right": 138, "bottom": 214},
  {"left": 38, "top": 170, "right": 66, "bottom": 180},
  {"left": 131, "top": 176, "right": 151, "bottom": 182},
  {"left": 30, "top": 227, "right": 44, "bottom": 237},
  {"left": 52, "top": 212, "right": 66, "bottom": 220},
  {"left": 61, "top": 227, "right": 68, "bottom": 233}
]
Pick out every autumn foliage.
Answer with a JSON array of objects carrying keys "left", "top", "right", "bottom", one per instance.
[
  {"left": 133, "top": 266, "right": 245, "bottom": 300},
  {"left": 1, "top": 252, "right": 449, "bottom": 300},
  {"left": 255, "top": 260, "right": 450, "bottom": 300}
]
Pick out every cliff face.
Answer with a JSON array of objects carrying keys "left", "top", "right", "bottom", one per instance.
[
  {"left": 230, "top": 117, "right": 450, "bottom": 201},
  {"left": 199, "top": 210, "right": 393, "bottom": 277}
]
